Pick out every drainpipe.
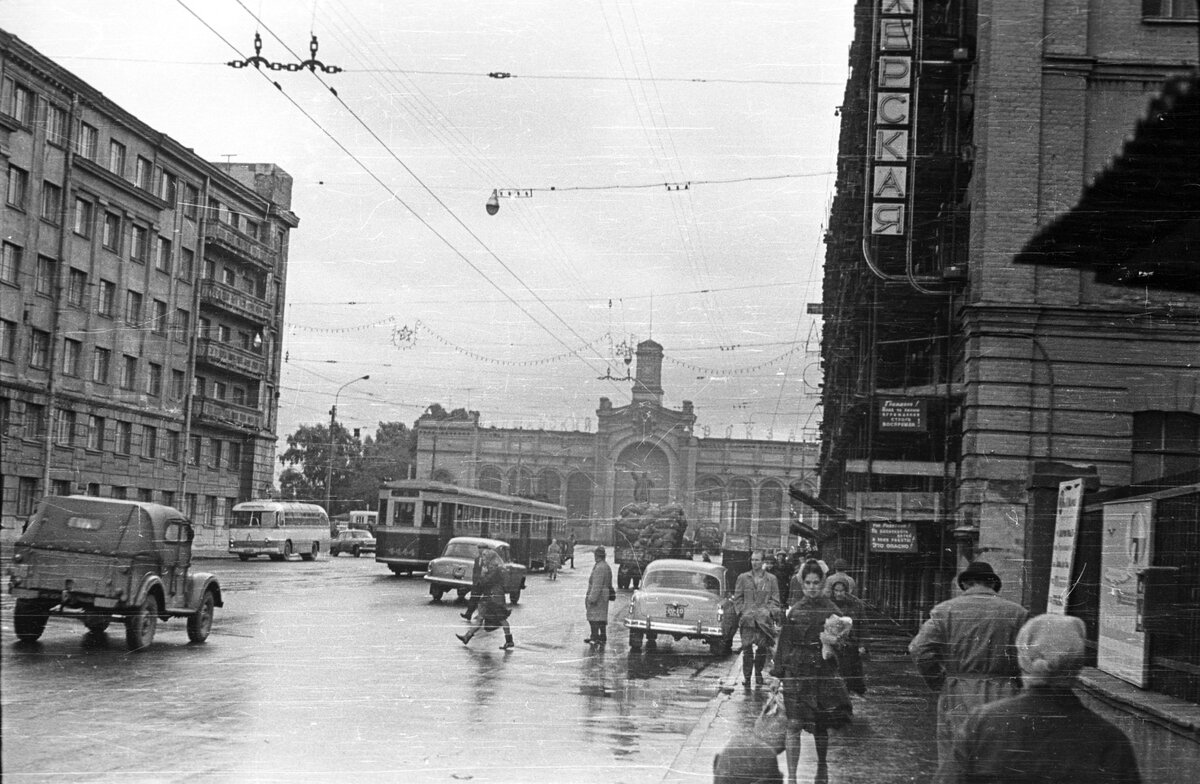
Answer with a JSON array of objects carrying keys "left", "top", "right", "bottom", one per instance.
[
  {"left": 40, "top": 94, "right": 78, "bottom": 495},
  {"left": 178, "top": 174, "right": 210, "bottom": 506}
]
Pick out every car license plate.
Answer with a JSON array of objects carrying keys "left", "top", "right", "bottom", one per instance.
[{"left": 666, "top": 605, "right": 685, "bottom": 619}]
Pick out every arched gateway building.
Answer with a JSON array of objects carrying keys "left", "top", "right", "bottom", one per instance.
[{"left": 412, "top": 340, "right": 819, "bottom": 549}]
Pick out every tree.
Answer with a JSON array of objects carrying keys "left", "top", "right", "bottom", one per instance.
[
  {"left": 346, "top": 421, "right": 416, "bottom": 510},
  {"left": 278, "top": 422, "right": 362, "bottom": 513}
]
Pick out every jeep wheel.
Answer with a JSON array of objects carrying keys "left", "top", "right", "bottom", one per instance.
[
  {"left": 14, "top": 599, "right": 50, "bottom": 643},
  {"left": 629, "top": 629, "right": 644, "bottom": 650},
  {"left": 83, "top": 611, "right": 112, "bottom": 634},
  {"left": 284, "top": 540, "right": 294, "bottom": 559},
  {"left": 125, "top": 593, "right": 159, "bottom": 651},
  {"left": 187, "top": 589, "right": 216, "bottom": 643},
  {"left": 509, "top": 589, "right": 521, "bottom": 604},
  {"left": 430, "top": 587, "right": 445, "bottom": 602}
]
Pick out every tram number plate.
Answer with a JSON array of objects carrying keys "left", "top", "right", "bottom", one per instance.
[{"left": 665, "top": 605, "right": 685, "bottom": 619}]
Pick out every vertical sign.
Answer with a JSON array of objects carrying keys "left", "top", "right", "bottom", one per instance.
[
  {"left": 1046, "top": 478, "right": 1083, "bottom": 614},
  {"left": 870, "top": 0, "right": 916, "bottom": 236},
  {"left": 1097, "top": 499, "right": 1154, "bottom": 687}
]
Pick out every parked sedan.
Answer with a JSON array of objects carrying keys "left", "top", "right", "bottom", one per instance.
[
  {"left": 624, "top": 559, "right": 737, "bottom": 655},
  {"left": 330, "top": 529, "right": 376, "bottom": 557},
  {"left": 424, "top": 537, "right": 527, "bottom": 604}
]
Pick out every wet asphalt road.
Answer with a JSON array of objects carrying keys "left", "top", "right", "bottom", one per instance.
[{"left": 1, "top": 550, "right": 734, "bottom": 783}]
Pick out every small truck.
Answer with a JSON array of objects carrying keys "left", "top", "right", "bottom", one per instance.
[{"left": 8, "top": 496, "right": 223, "bottom": 651}]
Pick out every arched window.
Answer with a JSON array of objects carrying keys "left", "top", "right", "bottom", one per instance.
[
  {"left": 507, "top": 466, "right": 533, "bottom": 497},
  {"left": 697, "top": 477, "right": 724, "bottom": 528},
  {"left": 477, "top": 465, "right": 502, "bottom": 494},
  {"left": 431, "top": 468, "right": 455, "bottom": 484},
  {"left": 728, "top": 478, "right": 752, "bottom": 533},
  {"left": 758, "top": 480, "right": 784, "bottom": 539},
  {"left": 537, "top": 469, "right": 562, "bottom": 504},
  {"left": 566, "top": 472, "right": 593, "bottom": 520}
]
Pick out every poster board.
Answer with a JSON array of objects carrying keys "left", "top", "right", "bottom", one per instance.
[
  {"left": 868, "top": 521, "right": 917, "bottom": 553},
  {"left": 1097, "top": 498, "right": 1154, "bottom": 687},
  {"left": 1046, "top": 478, "right": 1083, "bottom": 614}
]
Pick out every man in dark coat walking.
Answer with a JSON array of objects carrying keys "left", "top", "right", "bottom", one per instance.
[{"left": 584, "top": 546, "right": 613, "bottom": 645}]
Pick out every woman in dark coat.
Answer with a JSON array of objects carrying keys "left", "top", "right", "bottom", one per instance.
[
  {"left": 456, "top": 549, "right": 514, "bottom": 650},
  {"left": 825, "top": 573, "right": 867, "bottom": 695},
  {"left": 771, "top": 560, "right": 852, "bottom": 784}
]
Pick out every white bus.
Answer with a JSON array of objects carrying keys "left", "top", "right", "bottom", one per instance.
[
  {"left": 228, "top": 500, "right": 331, "bottom": 562},
  {"left": 347, "top": 510, "right": 377, "bottom": 533}
]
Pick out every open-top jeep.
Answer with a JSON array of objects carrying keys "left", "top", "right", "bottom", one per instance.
[{"left": 8, "top": 496, "right": 224, "bottom": 650}]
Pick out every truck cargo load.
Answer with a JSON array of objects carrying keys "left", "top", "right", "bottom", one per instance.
[{"left": 612, "top": 502, "right": 688, "bottom": 589}]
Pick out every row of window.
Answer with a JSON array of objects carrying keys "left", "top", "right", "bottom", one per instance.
[
  {"left": 5, "top": 399, "right": 244, "bottom": 468},
  {"left": 12, "top": 475, "right": 237, "bottom": 527}
]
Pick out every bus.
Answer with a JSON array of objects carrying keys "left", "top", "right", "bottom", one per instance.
[
  {"left": 375, "top": 480, "right": 567, "bottom": 576},
  {"left": 228, "top": 500, "right": 331, "bottom": 561},
  {"left": 347, "top": 510, "right": 377, "bottom": 533}
]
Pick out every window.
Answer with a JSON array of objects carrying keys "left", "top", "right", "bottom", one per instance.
[
  {"left": 125, "top": 290, "right": 142, "bottom": 324},
  {"left": 29, "top": 329, "right": 50, "bottom": 368},
  {"left": 154, "top": 236, "right": 171, "bottom": 273},
  {"left": 17, "top": 477, "right": 39, "bottom": 517},
  {"left": 152, "top": 300, "right": 168, "bottom": 334},
  {"left": 174, "top": 309, "right": 189, "bottom": 341},
  {"left": 161, "top": 490, "right": 176, "bottom": 508},
  {"left": 1142, "top": 0, "right": 1198, "bottom": 19},
  {"left": 73, "top": 198, "right": 93, "bottom": 237},
  {"left": 2, "top": 242, "right": 22, "bottom": 285},
  {"left": 87, "top": 415, "right": 105, "bottom": 450},
  {"left": 184, "top": 183, "right": 199, "bottom": 219},
  {"left": 146, "top": 362, "right": 162, "bottom": 396},
  {"left": 52, "top": 479, "right": 73, "bottom": 496},
  {"left": 185, "top": 493, "right": 197, "bottom": 519},
  {"left": 97, "top": 279, "right": 115, "bottom": 317},
  {"left": 56, "top": 409, "right": 76, "bottom": 445},
  {"left": 164, "top": 430, "right": 180, "bottom": 462},
  {"left": 221, "top": 267, "right": 236, "bottom": 287},
  {"left": 206, "top": 496, "right": 219, "bottom": 526},
  {"left": 202, "top": 259, "right": 215, "bottom": 280},
  {"left": 231, "top": 385, "right": 247, "bottom": 406},
  {"left": 141, "top": 425, "right": 158, "bottom": 459},
  {"left": 198, "top": 317, "right": 211, "bottom": 339},
  {"left": 76, "top": 121, "right": 98, "bottom": 161},
  {"left": 46, "top": 103, "right": 68, "bottom": 146},
  {"left": 111, "top": 486, "right": 127, "bottom": 500},
  {"left": 1132, "top": 411, "right": 1200, "bottom": 482},
  {"left": 115, "top": 420, "right": 132, "bottom": 454},
  {"left": 86, "top": 482, "right": 100, "bottom": 497},
  {"left": 24, "top": 403, "right": 46, "bottom": 439},
  {"left": 40, "top": 181, "right": 62, "bottom": 222},
  {"left": 179, "top": 247, "right": 194, "bottom": 279},
  {"left": 120, "top": 355, "right": 137, "bottom": 390},
  {"left": 7, "top": 165, "right": 29, "bottom": 209},
  {"left": 210, "top": 439, "right": 223, "bottom": 468},
  {"left": 4, "top": 79, "right": 34, "bottom": 125},
  {"left": 189, "top": 435, "right": 201, "bottom": 466},
  {"left": 62, "top": 338, "right": 81, "bottom": 376},
  {"left": 130, "top": 224, "right": 148, "bottom": 262},
  {"left": 102, "top": 212, "right": 122, "bottom": 251},
  {"left": 35, "top": 255, "right": 55, "bottom": 295},
  {"left": 67, "top": 268, "right": 87, "bottom": 307},
  {"left": 138, "top": 488, "right": 154, "bottom": 503},
  {"left": 214, "top": 381, "right": 227, "bottom": 401},
  {"left": 228, "top": 440, "right": 242, "bottom": 470},
  {"left": 171, "top": 368, "right": 186, "bottom": 399},
  {"left": 244, "top": 218, "right": 258, "bottom": 241},
  {"left": 217, "top": 324, "right": 231, "bottom": 343},
  {"left": 0, "top": 318, "right": 15, "bottom": 360},
  {"left": 92, "top": 347, "right": 110, "bottom": 383},
  {"left": 135, "top": 156, "right": 152, "bottom": 190},
  {"left": 193, "top": 375, "right": 206, "bottom": 397},
  {"left": 108, "top": 140, "right": 126, "bottom": 176},
  {"left": 159, "top": 170, "right": 177, "bottom": 205}
]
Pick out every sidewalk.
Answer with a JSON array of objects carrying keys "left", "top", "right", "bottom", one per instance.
[{"left": 663, "top": 635, "right": 939, "bottom": 783}]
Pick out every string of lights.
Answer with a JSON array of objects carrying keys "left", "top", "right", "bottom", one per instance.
[{"left": 663, "top": 344, "right": 807, "bottom": 376}]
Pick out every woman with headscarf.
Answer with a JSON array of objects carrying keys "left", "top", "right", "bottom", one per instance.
[
  {"left": 584, "top": 546, "right": 613, "bottom": 645},
  {"left": 770, "top": 560, "right": 852, "bottom": 784},
  {"left": 456, "top": 548, "right": 515, "bottom": 650},
  {"left": 825, "top": 572, "right": 867, "bottom": 695}
]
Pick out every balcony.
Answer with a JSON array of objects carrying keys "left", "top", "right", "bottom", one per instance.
[
  {"left": 845, "top": 491, "right": 943, "bottom": 523},
  {"left": 199, "top": 279, "right": 273, "bottom": 324},
  {"left": 196, "top": 337, "right": 267, "bottom": 378},
  {"left": 194, "top": 397, "right": 262, "bottom": 431},
  {"left": 205, "top": 221, "right": 274, "bottom": 271}
]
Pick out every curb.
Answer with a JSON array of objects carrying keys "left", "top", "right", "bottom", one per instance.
[{"left": 661, "top": 653, "right": 748, "bottom": 783}]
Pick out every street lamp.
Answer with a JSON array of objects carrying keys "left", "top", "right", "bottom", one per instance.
[{"left": 325, "top": 374, "right": 369, "bottom": 517}]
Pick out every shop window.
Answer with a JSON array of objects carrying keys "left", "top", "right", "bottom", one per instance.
[{"left": 1132, "top": 411, "right": 1200, "bottom": 483}]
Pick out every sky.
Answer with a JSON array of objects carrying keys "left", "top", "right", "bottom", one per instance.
[{"left": 3, "top": 0, "right": 852, "bottom": 446}]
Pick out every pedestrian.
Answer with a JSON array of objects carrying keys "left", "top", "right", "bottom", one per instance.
[
  {"left": 770, "top": 559, "right": 853, "bottom": 784},
  {"left": 460, "top": 544, "right": 486, "bottom": 621},
  {"left": 733, "top": 549, "right": 781, "bottom": 689},
  {"left": 935, "top": 613, "right": 1141, "bottom": 784},
  {"left": 770, "top": 551, "right": 792, "bottom": 606},
  {"left": 786, "top": 554, "right": 828, "bottom": 603},
  {"left": 909, "top": 561, "right": 1029, "bottom": 766},
  {"left": 545, "top": 538, "right": 562, "bottom": 580},
  {"left": 567, "top": 532, "right": 577, "bottom": 569},
  {"left": 584, "top": 545, "right": 613, "bottom": 645},
  {"left": 456, "top": 548, "right": 515, "bottom": 650},
  {"left": 826, "top": 558, "right": 857, "bottom": 596},
  {"left": 825, "top": 573, "right": 867, "bottom": 695},
  {"left": 701, "top": 549, "right": 712, "bottom": 563}
]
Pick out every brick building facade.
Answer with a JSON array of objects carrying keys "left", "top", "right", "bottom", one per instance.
[
  {"left": 414, "top": 340, "right": 820, "bottom": 550},
  {"left": 0, "top": 31, "right": 298, "bottom": 541}
]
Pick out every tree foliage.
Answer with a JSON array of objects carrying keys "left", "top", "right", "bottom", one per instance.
[{"left": 278, "top": 420, "right": 416, "bottom": 515}]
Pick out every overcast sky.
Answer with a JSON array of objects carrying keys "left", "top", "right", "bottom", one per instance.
[{"left": 4, "top": 1, "right": 852, "bottom": 445}]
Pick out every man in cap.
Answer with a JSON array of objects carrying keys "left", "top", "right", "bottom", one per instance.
[
  {"left": 910, "top": 561, "right": 1029, "bottom": 765},
  {"left": 935, "top": 613, "right": 1141, "bottom": 783}
]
